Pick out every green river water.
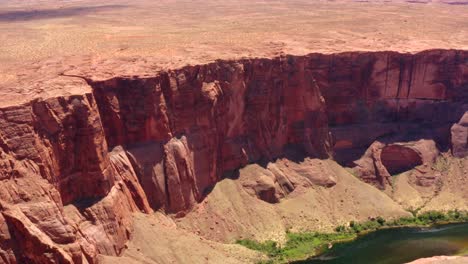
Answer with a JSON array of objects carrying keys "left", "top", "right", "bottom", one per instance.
[{"left": 296, "top": 222, "right": 468, "bottom": 264}]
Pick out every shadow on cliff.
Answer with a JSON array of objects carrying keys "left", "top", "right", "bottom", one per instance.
[
  {"left": 332, "top": 98, "right": 468, "bottom": 166},
  {"left": 222, "top": 145, "right": 311, "bottom": 180},
  {"left": 72, "top": 197, "right": 102, "bottom": 212},
  {"left": 334, "top": 124, "right": 459, "bottom": 167}
]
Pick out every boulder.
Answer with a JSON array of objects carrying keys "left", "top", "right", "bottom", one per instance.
[{"left": 239, "top": 158, "right": 337, "bottom": 203}]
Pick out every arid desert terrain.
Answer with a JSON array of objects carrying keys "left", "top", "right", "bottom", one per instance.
[
  {"left": 1, "top": 0, "right": 467, "bottom": 104},
  {"left": 0, "top": 0, "right": 467, "bottom": 263}
]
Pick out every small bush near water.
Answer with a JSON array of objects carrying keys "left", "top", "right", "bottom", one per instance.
[{"left": 236, "top": 210, "right": 468, "bottom": 263}]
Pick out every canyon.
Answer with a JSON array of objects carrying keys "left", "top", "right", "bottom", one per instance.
[
  {"left": 0, "top": 49, "right": 466, "bottom": 263},
  {"left": 0, "top": 0, "right": 467, "bottom": 263}
]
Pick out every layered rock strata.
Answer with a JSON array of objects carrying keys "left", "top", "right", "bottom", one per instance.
[
  {"left": 0, "top": 49, "right": 466, "bottom": 263},
  {"left": 0, "top": 96, "right": 150, "bottom": 263}
]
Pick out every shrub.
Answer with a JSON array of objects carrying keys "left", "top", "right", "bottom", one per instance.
[
  {"left": 351, "top": 224, "right": 362, "bottom": 233},
  {"left": 376, "top": 216, "right": 386, "bottom": 225},
  {"left": 417, "top": 211, "right": 446, "bottom": 223},
  {"left": 447, "top": 209, "right": 461, "bottom": 220},
  {"left": 335, "top": 225, "right": 346, "bottom": 233},
  {"left": 361, "top": 220, "right": 380, "bottom": 231},
  {"left": 236, "top": 239, "right": 279, "bottom": 256}
]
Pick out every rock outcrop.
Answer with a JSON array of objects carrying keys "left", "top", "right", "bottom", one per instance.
[
  {"left": 239, "top": 158, "right": 337, "bottom": 203},
  {"left": 353, "top": 139, "right": 440, "bottom": 188},
  {"left": 0, "top": 49, "right": 466, "bottom": 263},
  {"left": 451, "top": 111, "right": 468, "bottom": 158}
]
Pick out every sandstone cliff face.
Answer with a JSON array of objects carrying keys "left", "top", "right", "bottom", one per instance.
[
  {"left": 92, "top": 57, "right": 331, "bottom": 213},
  {"left": 0, "top": 49, "right": 466, "bottom": 263},
  {"left": 0, "top": 96, "right": 149, "bottom": 263},
  {"left": 92, "top": 49, "right": 467, "bottom": 198},
  {"left": 316, "top": 50, "right": 467, "bottom": 164}
]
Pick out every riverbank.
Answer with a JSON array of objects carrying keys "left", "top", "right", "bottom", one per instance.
[{"left": 236, "top": 210, "right": 468, "bottom": 263}]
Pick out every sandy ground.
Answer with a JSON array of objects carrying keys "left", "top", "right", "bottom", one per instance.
[
  {"left": 99, "top": 212, "right": 264, "bottom": 264},
  {"left": 99, "top": 157, "right": 467, "bottom": 263},
  {"left": 392, "top": 157, "right": 468, "bottom": 212},
  {"left": 175, "top": 159, "right": 410, "bottom": 244},
  {"left": 99, "top": 159, "right": 412, "bottom": 264},
  {"left": 0, "top": 0, "right": 467, "bottom": 106}
]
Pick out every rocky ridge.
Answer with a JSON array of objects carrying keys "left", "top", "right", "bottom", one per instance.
[{"left": 0, "top": 49, "right": 466, "bottom": 263}]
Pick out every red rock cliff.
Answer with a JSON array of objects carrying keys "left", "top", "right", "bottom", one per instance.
[
  {"left": 92, "top": 49, "right": 467, "bottom": 206},
  {"left": 0, "top": 49, "right": 466, "bottom": 263},
  {"left": 92, "top": 57, "right": 331, "bottom": 214},
  {"left": 0, "top": 95, "right": 150, "bottom": 263}
]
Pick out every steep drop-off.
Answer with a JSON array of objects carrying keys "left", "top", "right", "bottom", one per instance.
[{"left": 0, "top": 49, "right": 466, "bottom": 263}]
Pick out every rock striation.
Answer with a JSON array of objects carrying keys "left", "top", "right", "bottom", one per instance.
[
  {"left": 0, "top": 49, "right": 466, "bottom": 263},
  {"left": 0, "top": 96, "right": 150, "bottom": 263}
]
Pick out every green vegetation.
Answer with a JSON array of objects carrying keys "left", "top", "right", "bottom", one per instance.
[
  {"left": 384, "top": 210, "right": 468, "bottom": 227},
  {"left": 236, "top": 239, "right": 279, "bottom": 257},
  {"left": 237, "top": 232, "right": 354, "bottom": 263},
  {"left": 280, "top": 231, "right": 354, "bottom": 260},
  {"left": 236, "top": 210, "right": 468, "bottom": 263},
  {"left": 406, "top": 207, "right": 421, "bottom": 217}
]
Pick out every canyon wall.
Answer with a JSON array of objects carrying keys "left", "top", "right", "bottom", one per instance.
[
  {"left": 92, "top": 49, "right": 467, "bottom": 194},
  {"left": 0, "top": 96, "right": 151, "bottom": 263},
  {"left": 0, "top": 49, "right": 466, "bottom": 263}
]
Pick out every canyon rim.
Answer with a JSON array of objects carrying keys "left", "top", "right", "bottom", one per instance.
[{"left": 0, "top": 0, "right": 467, "bottom": 263}]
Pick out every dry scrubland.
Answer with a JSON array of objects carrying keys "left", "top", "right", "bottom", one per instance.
[
  {"left": 0, "top": 0, "right": 467, "bottom": 106},
  {"left": 0, "top": 1, "right": 467, "bottom": 263}
]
